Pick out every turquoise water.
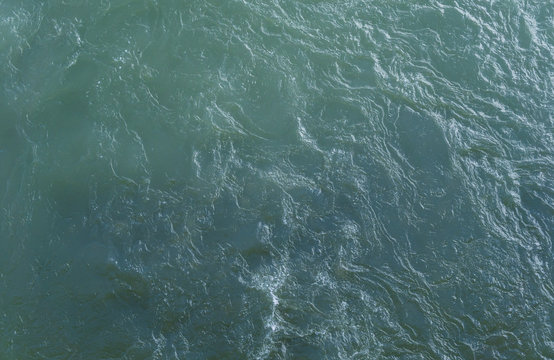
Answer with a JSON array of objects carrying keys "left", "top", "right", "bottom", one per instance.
[{"left": 1, "top": 0, "right": 553, "bottom": 358}]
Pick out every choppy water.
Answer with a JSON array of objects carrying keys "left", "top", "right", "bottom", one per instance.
[{"left": 1, "top": 0, "right": 553, "bottom": 358}]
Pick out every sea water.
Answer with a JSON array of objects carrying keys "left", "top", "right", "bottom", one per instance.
[{"left": 1, "top": 0, "right": 552, "bottom": 358}]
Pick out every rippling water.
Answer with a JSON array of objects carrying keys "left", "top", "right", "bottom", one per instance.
[{"left": 1, "top": 0, "right": 553, "bottom": 358}]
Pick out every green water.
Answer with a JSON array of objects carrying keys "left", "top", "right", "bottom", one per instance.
[{"left": 1, "top": 0, "right": 553, "bottom": 358}]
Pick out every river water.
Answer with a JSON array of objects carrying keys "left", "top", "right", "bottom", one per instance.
[{"left": 1, "top": 0, "right": 553, "bottom": 358}]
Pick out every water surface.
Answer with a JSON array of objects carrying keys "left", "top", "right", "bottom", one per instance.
[{"left": 1, "top": 0, "right": 553, "bottom": 358}]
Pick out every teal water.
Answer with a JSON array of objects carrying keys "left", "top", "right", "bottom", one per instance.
[{"left": 1, "top": 0, "right": 553, "bottom": 358}]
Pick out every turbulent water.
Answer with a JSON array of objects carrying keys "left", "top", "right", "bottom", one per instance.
[{"left": 1, "top": 0, "right": 553, "bottom": 358}]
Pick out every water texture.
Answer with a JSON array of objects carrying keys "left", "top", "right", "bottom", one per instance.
[{"left": 1, "top": 0, "right": 553, "bottom": 358}]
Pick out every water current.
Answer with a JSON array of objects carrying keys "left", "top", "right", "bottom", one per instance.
[{"left": 1, "top": 0, "right": 553, "bottom": 358}]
